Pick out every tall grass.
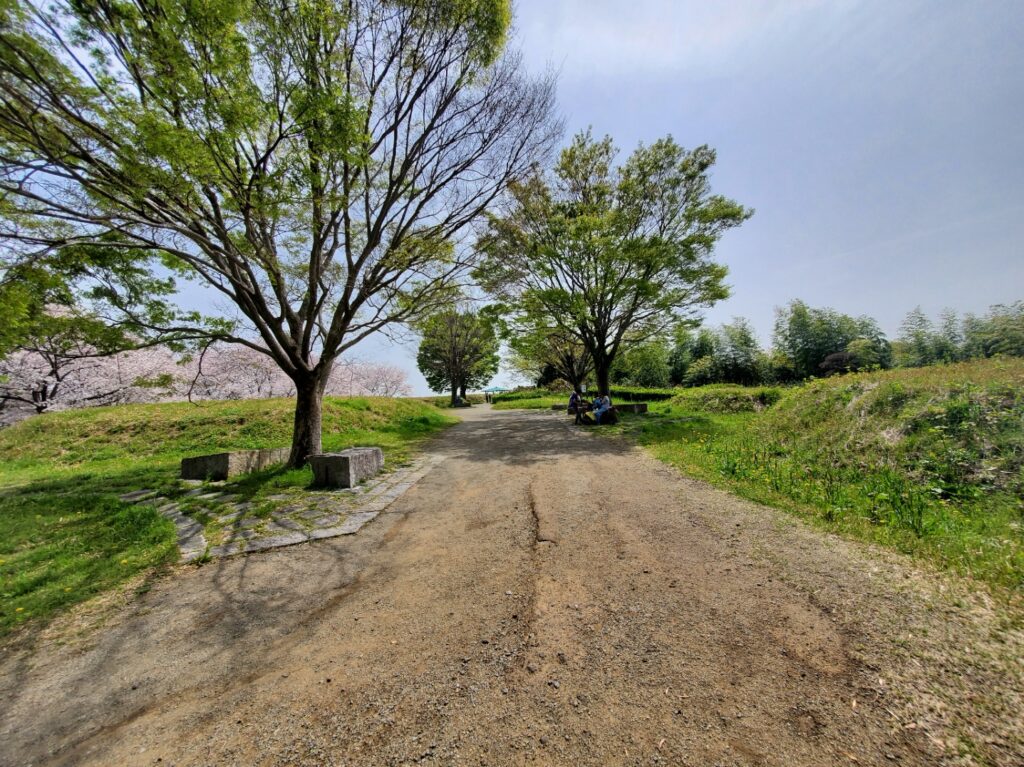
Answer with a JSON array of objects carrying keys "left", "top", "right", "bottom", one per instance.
[{"left": 617, "top": 359, "right": 1024, "bottom": 595}]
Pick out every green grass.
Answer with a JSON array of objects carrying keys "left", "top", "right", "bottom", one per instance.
[
  {"left": 491, "top": 388, "right": 559, "bottom": 403},
  {"left": 417, "top": 394, "right": 484, "bottom": 408},
  {"left": 491, "top": 395, "right": 566, "bottom": 410},
  {"left": 611, "top": 359, "right": 1024, "bottom": 597},
  {"left": 667, "top": 384, "right": 784, "bottom": 413},
  {"left": 610, "top": 385, "right": 679, "bottom": 401},
  {"left": 0, "top": 396, "right": 455, "bottom": 638}
]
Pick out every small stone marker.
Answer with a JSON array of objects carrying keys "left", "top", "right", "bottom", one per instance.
[
  {"left": 181, "top": 448, "right": 291, "bottom": 481},
  {"left": 309, "top": 447, "right": 384, "bottom": 488}
]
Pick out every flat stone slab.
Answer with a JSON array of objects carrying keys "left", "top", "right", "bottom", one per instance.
[
  {"left": 181, "top": 448, "right": 290, "bottom": 481},
  {"left": 309, "top": 447, "right": 384, "bottom": 489},
  {"left": 121, "top": 453, "right": 443, "bottom": 561}
]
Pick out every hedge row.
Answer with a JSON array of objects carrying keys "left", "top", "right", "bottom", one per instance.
[
  {"left": 491, "top": 389, "right": 554, "bottom": 403},
  {"left": 609, "top": 385, "right": 678, "bottom": 402},
  {"left": 493, "top": 386, "right": 681, "bottom": 404}
]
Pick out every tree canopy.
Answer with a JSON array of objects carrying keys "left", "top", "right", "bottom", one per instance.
[
  {"left": 416, "top": 308, "right": 499, "bottom": 405},
  {"left": 772, "top": 300, "right": 891, "bottom": 379},
  {"left": 476, "top": 130, "right": 750, "bottom": 394},
  {"left": 505, "top": 319, "right": 592, "bottom": 391},
  {"left": 0, "top": 0, "right": 559, "bottom": 463}
]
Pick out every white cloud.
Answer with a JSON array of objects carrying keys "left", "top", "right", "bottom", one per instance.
[{"left": 515, "top": 0, "right": 846, "bottom": 78}]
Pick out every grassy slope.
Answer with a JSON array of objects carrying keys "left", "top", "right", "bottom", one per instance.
[
  {"left": 614, "top": 360, "right": 1024, "bottom": 596},
  {"left": 491, "top": 395, "right": 564, "bottom": 410},
  {"left": 0, "top": 397, "right": 454, "bottom": 638},
  {"left": 418, "top": 394, "right": 484, "bottom": 409}
]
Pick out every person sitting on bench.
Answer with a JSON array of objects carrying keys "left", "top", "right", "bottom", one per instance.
[{"left": 594, "top": 394, "right": 612, "bottom": 424}]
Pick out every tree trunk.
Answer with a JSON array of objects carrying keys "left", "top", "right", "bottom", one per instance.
[
  {"left": 459, "top": 381, "right": 467, "bottom": 401},
  {"left": 289, "top": 375, "right": 327, "bottom": 468},
  {"left": 595, "top": 362, "right": 611, "bottom": 396},
  {"left": 450, "top": 378, "right": 459, "bottom": 407}
]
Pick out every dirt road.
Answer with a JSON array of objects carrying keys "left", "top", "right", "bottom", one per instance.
[{"left": 1, "top": 406, "right": 1021, "bottom": 766}]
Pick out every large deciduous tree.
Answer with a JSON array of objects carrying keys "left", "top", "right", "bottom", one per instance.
[
  {"left": 476, "top": 131, "right": 751, "bottom": 395},
  {"left": 507, "top": 322, "right": 591, "bottom": 390},
  {"left": 0, "top": 0, "right": 559, "bottom": 465},
  {"left": 416, "top": 308, "right": 498, "bottom": 405}
]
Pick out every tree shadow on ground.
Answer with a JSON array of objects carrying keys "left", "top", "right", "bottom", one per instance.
[
  {"left": 0, "top": 501, "right": 361, "bottom": 764},
  {"left": 1, "top": 410, "right": 636, "bottom": 762}
]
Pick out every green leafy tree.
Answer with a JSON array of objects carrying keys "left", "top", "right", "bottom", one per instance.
[
  {"left": 476, "top": 130, "right": 751, "bottom": 395},
  {"left": 507, "top": 323, "right": 592, "bottom": 391},
  {"left": 715, "top": 318, "right": 762, "bottom": 385},
  {"left": 934, "top": 309, "right": 965, "bottom": 363},
  {"left": 896, "top": 307, "right": 937, "bottom": 367},
  {"left": 689, "top": 328, "right": 718, "bottom": 363},
  {"left": 0, "top": 241, "right": 218, "bottom": 416},
  {"left": 773, "top": 300, "right": 890, "bottom": 379},
  {"left": 896, "top": 306, "right": 970, "bottom": 367},
  {"left": 667, "top": 328, "right": 693, "bottom": 385},
  {"left": 964, "top": 303, "right": 1024, "bottom": 359},
  {"left": 1, "top": 241, "right": 211, "bottom": 356},
  {"left": 844, "top": 337, "right": 883, "bottom": 370},
  {"left": 682, "top": 355, "right": 719, "bottom": 387},
  {"left": 612, "top": 339, "right": 671, "bottom": 388},
  {"left": 673, "top": 318, "right": 764, "bottom": 386},
  {"left": 417, "top": 309, "right": 499, "bottom": 405},
  {"left": 0, "top": 0, "right": 559, "bottom": 464}
]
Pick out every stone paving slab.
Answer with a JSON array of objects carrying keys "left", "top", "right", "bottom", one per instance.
[{"left": 121, "top": 454, "right": 443, "bottom": 562}]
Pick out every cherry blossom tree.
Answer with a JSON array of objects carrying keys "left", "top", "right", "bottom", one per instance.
[
  {"left": 1, "top": 331, "right": 414, "bottom": 426},
  {"left": 180, "top": 345, "right": 295, "bottom": 401},
  {"left": 0, "top": 341, "right": 176, "bottom": 424},
  {"left": 327, "top": 359, "right": 412, "bottom": 398}
]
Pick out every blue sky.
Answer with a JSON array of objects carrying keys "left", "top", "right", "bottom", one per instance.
[
  {"left": 187, "top": 1, "right": 1024, "bottom": 395},
  {"left": 420, "top": 0, "right": 1024, "bottom": 392},
  {"left": 512, "top": 0, "right": 1024, "bottom": 334}
]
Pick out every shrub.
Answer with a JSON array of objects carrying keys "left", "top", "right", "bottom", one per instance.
[{"left": 670, "top": 385, "right": 784, "bottom": 413}]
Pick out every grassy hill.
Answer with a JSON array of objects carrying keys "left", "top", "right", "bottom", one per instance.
[
  {"left": 620, "top": 359, "right": 1024, "bottom": 596},
  {"left": 0, "top": 397, "right": 454, "bottom": 638}
]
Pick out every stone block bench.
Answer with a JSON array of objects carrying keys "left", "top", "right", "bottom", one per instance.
[
  {"left": 309, "top": 447, "right": 384, "bottom": 488},
  {"left": 181, "top": 448, "right": 291, "bottom": 481}
]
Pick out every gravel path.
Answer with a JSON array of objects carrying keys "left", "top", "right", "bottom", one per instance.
[{"left": 1, "top": 406, "right": 1021, "bottom": 766}]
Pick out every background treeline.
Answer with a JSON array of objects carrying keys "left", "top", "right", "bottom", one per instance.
[{"left": 590, "top": 300, "right": 1024, "bottom": 390}]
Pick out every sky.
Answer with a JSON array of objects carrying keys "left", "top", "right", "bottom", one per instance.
[{"left": 190, "top": 0, "right": 1024, "bottom": 395}]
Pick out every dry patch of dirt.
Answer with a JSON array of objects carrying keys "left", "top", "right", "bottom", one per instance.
[{"left": 0, "top": 407, "right": 1020, "bottom": 767}]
